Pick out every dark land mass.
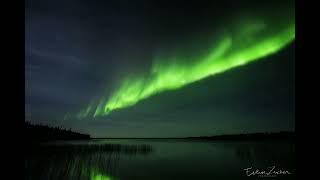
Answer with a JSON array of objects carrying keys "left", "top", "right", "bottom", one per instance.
[
  {"left": 186, "top": 131, "right": 295, "bottom": 141},
  {"left": 25, "top": 121, "right": 90, "bottom": 142}
]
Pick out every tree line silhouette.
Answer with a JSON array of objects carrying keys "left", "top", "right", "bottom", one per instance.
[{"left": 25, "top": 121, "right": 90, "bottom": 142}]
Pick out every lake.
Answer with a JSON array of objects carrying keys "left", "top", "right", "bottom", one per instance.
[{"left": 25, "top": 139, "right": 295, "bottom": 180}]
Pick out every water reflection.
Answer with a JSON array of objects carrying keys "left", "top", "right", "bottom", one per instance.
[
  {"left": 90, "top": 168, "right": 113, "bottom": 180},
  {"left": 25, "top": 143, "right": 153, "bottom": 180},
  {"left": 232, "top": 141, "right": 295, "bottom": 168},
  {"left": 25, "top": 140, "right": 294, "bottom": 180}
]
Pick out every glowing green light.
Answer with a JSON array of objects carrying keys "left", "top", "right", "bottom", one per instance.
[
  {"left": 79, "top": 13, "right": 295, "bottom": 118},
  {"left": 91, "top": 174, "right": 112, "bottom": 180},
  {"left": 90, "top": 169, "right": 113, "bottom": 180}
]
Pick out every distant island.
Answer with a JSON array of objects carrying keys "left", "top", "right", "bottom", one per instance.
[
  {"left": 25, "top": 121, "right": 90, "bottom": 142},
  {"left": 186, "top": 131, "right": 294, "bottom": 141}
]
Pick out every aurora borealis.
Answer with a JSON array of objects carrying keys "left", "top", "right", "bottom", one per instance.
[
  {"left": 90, "top": 20, "right": 295, "bottom": 117},
  {"left": 93, "top": 24, "right": 295, "bottom": 116},
  {"left": 26, "top": 0, "right": 295, "bottom": 137}
]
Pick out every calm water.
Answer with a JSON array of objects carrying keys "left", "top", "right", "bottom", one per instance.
[{"left": 25, "top": 139, "right": 295, "bottom": 180}]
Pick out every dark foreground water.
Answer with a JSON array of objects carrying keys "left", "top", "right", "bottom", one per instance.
[{"left": 25, "top": 139, "right": 295, "bottom": 180}]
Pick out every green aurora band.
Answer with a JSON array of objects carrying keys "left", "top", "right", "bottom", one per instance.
[{"left": 78, "top": 13, "right": 295, "bottom": 118}]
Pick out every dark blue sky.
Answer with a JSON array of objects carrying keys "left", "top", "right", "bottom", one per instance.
[{"left": 25, "top": 0, "right": 295, "bottom": 137}]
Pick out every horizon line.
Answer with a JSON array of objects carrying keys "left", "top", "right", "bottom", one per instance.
[{"left": 91, "top": 131, "right": 295, "bottom": 139}]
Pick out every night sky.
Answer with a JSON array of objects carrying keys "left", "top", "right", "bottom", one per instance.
[{"left": 25, "top": 0, "right": 295, "bottom": 137}]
